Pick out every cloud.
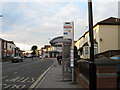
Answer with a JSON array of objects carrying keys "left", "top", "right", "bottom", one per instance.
[
  {"left": 93, "top": 2, "right": 118, "bottom": 24},
  {"left": 1, "top": 1, "right": 119, "bottom": 50},
  {"left": 1, "top": 0, "right": 120, "bottom": 2}
]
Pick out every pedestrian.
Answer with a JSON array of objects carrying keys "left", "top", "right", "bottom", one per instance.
[
  {"left": 57, "top": 55, "right": 60, "bottom": 64},
  {"left": 59, "top": 55, "right": 62, "bottom": 65}
]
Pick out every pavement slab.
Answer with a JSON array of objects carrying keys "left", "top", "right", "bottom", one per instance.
[{"left": 35, "top": 58, "right": 81, "bottom": 88}]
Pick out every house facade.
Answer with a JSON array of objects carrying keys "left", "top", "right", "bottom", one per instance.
[
  {"left": 7, "top": 41, "right": 16, "bottom": 57},
  {"left": 75, "top": 17, "right": 120, "bottom": 59},
  {"left": 0, "top": 38, "right": 16, "bottom": 59},
  {"left": 0, "top": 38, "right": 2, "bottom": 60},
  {"left": 39, "top": 44, "right": 62, "bottom": 58},
  {"left": 1, "top": 39, "right": 8, "bottom": 58},
  {"left": 94, "top": 17, "right": 120, "bottom": 53}
]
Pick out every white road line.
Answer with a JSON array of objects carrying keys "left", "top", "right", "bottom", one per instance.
[
  {"left": 4, "top": 85, "right": 11, "bottom": 88},
  {"left": 21, "top": 77, "right": 30, "bottom": 82},
  {"left": 13, "top": 72, "right": 18, "bottom": 74},
  {"left": 11, "top": 85, "right": 17, "bottom": 89},
  {"left": 16, "top": 85, "right": 21, "bottom": 89},
  {"left": 9, "top": 77, "right": 21, "bottom": 82},
  {"left": 31, "top": 78, "right": 35, "bottom": 82},
  {"left": 1, "top": 76, "right": 8, "bottom": 79},
  {"left": 29, "top": 67, "right": 51, "bottom": 88},
  {"left": 28, "top": 78, "right": 35, "bottom": 83},
  {"left": 21, "top": 85, "right": 26, "bottom": 88},
  {"left": 16, "top": 77, "right": 25, "bottom": 82}
]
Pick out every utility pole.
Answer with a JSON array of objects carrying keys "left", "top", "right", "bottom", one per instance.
[
  {"left": 88, "top": 0, "right": 96, "bottom": 90},
  {"left": 71, "top": 22, "right": 74, "bottom": 83}
]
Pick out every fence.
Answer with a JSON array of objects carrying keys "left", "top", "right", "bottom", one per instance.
[
  {"left": 75, "top": 60, "right": 89, "bottom": 88},
  {"left": 95, "top": 50, "right": 120, "bottom": 58},
  {"left": 75, "top": 57, "right": 119, "bottom": 89}
]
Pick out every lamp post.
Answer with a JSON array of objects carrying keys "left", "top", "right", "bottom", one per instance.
[{"left": 88, "top": 0, "right": 96, "bottom": 90}]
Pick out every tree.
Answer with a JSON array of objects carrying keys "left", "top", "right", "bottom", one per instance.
[
  {"left": 15, "top": 47, "right": 20, "bottom": 56},
  {"left": 31, "top": 45, "right": 38, "bottom": 57}
]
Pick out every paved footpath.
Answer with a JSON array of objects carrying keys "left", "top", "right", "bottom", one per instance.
[{"left": 35, "top": 58, "right": 81, "bottom": 88}]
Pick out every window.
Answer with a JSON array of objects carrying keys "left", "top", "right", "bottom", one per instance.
[
  {"left": 84, "top": 46, "right": 89, "bottom": 55},
  {"left": 94, "top": 44, "right": 98, "bottom": 55},
  {"left": 4, "top": 42, "right": 6, "bottom": 49}
]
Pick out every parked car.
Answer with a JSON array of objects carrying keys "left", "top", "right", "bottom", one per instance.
[
  {"left": 27, "top": 54, "right": 33, "bottom": 58},
  {"left": 110, "top": 55, "right": 120, "bottom": 60},
  {"left": 39, "top": 55, "right": 42, "bottom": 59},
  {"left": 39, "top": 55, "right": 45, "bottom": 59},
  {"left": 12, "top": 56, "right": 24, "bottom": 63}
]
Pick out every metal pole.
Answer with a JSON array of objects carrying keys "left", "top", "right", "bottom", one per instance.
[
  {"left": 71, "top": 22, "right": 74, "bottom": 83},
  {"left": 88, "top": 0, "right": 96, "bottom": 90},
  {"left": 62, "top": 43, "right": 65, "bottom": 81}
]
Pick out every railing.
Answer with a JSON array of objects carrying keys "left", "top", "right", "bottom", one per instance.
[
  {"left": 78, "top": 61, "right": 89, "bottom": 81},
  {"left": 74, "top": 59, "right": 89, "bottom": 87}
]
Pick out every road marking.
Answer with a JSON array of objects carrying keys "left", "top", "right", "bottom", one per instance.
[
  {"left": 8, "top": 77, "right": 21, "bottom": 82},
  {"left": 16, "top": 77, "right": 25, "bottom": 82},
  {"left": 28, "top": 77, "right": 35, "bottom": 83},
  {"left": 16, "top": 85, "right": 21, "bottom": 89},
  {"left": 29, "top": 67, "right": 51, "bottom": 88},
  {"left": 4, "top": 84, "right": 11, "bottom": 88},
  {"left": 13, "top": 72, "right": 18, "bottom": 74},
  {"left": 21, "top": 77, "right": 30, "bottom": 82},
  {"left": 21, "top": 85, "right": 26, "bottom": 88},
  {"left": 1, "top": 76, "right": 8, "bottom": 79},
  {"left": 11, "top": 85, "right": 17, "bottom": 89},
  {"left": 31, "top": 78, "right": 35, "bottom": 82},
  {"left": 2, "top": 84, "right": 27, "bottom": 89}
]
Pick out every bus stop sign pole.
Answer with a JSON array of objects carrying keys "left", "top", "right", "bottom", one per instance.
[{"left": 71, "top": 22, "right": 74, "bottom": 83}]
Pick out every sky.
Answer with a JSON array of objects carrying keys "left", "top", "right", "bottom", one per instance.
[{"left": 0, "top": 0, "right": 119, "bottom": 51}]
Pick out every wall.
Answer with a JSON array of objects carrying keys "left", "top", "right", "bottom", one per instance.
[
  {"left": 75, "top": 39, "right": 80, "bottom": 50},
  {"left": 84, "top": 32, "right": 89, "bottom": 44},
  {"left": 93, "top": 25, "right": 100, "bottom": 53},
  {"left": 7, "top": 43, "right": 16, "bottom": 57},
  {"left": 79, "top": 37, "right": 85, "bottom": 48},
  {"left": 0, "top": 39, "right": 1, "bottom": 59},
  {"left": 83, "top": 33, "right": 90, "bottom": 59},
  {"left": 99, "top": 25, "right": 119, "bottom": 53},
  {"left": 118, "top": 25, "right": 120, "bottom": 49},
  {"left": 75, "top": 60, "right": 118, "bottom": 89}
]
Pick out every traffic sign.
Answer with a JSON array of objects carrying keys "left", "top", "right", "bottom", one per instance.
[{"left": 63, "top": 22, "right": 73, "bottom": 39}]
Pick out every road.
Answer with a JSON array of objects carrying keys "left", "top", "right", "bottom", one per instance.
[{"left": 1, "top": 58, "right": 54, "bottom": 89}]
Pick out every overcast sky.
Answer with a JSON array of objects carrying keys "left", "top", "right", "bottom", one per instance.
[{"left": 0, "top": 0, "right": 119, "bottom": 51}]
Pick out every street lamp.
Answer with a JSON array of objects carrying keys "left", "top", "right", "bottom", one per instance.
[{"left": 88, "top": 0, "right": 96, "bottom": 90}]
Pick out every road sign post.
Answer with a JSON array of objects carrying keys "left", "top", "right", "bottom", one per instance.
[
  {"left": 71, "top": 22, "right": 74, "bottom": 83},
  {"left": 88, "top": 0, "right": 96, "bottom": 89},
  {"left": 63, "top": 22, "right": 74, "bottom": 83}
]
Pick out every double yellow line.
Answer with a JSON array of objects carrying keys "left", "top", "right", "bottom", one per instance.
[{"left": 29, "top": 66, "right": 51, "bottom": 89}]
